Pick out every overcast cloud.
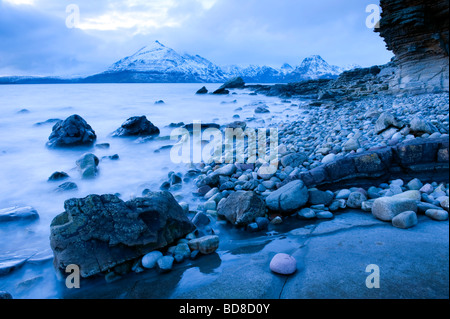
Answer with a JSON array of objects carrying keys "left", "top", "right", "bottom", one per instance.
[{"left": 0, "top": 0, "right": 393, "bottom": 76}]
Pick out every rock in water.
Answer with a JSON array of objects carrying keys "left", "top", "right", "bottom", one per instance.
[
  {"left": 219, "top": 77, "right": 246, "bottom": 89},
  {"left": 217, "top": 191, "right": 266, "bottom": 226},
  {"left": 188, "top": 235, "right": 219, "bottom": 254},
  {"left": 0, "top": 206, "right": 39, "bottom": 223},
  {"left": 269, "top": 253, "right": 297, "bottom": 275},
  {"left": 112, "top": 116, "right": 160, "bottom": 137},
  {"left": 266, "top": 180, "right": 309, "bottom": 213},
  {"left": 46, "top": 114, "right": 96, "bottom": 148},
  {"left": 196, "top": 86, "right": 208, "bottom": 94},
  {"left": 75, "top": 153, "right": 99, "bottom": 179},
  {"left": 50, "top": 192, "right": 195, "bottom": 277}
]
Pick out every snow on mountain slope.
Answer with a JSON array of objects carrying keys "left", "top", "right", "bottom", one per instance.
[
  {"left": 105, "top": 41, "right": 356, "bottom": 83},
  {"left": 108, "top": 41, "right": 227, "bottom": 82}
]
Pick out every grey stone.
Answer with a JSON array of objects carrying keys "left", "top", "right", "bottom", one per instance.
[
  {"left": 346, "top": 192, "right": 367, "bottom": 209},
  {"left": 308, "top": 189, "right": 334, "bottom": 206},
  {"left": 425, "top": 209, "right": 448, "bottom": 221},
  {"left": 297, "top": 207, "right": 316, "bottom": 219},
  {"left": 266, "top": 180, "right": 309, "bottom": 213},
  {"left": 392, "top": 211, "right": 418, "bottom": 229},
  {"left": 188, "top": 235, "right": 219, "bottom": 254},
  {"left": 217, "top": 191, "right": 266, "bottom": 226},
  {"left": 372, "top": 197, "right": 417, "bottom": 221},
  {"left": 406, "top": 178, "right": 423, "bottom": 190}
]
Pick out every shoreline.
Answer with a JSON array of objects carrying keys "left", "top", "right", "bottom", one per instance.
[{"left": 0, "top": 83, "right": 449, "bottom": 299}]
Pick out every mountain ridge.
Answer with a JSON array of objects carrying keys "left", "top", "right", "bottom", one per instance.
[{"left": 0, "top": 41, "right": 359, "bottom": 84}]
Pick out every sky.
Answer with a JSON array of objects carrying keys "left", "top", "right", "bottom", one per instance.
[{"left": 0, "top": 0, "right": 394, "bottom": 77}]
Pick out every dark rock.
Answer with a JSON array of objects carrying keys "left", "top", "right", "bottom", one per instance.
[
  {"left": 0, "top": 291, "right": 13, "bottom": 299},
  {"left": 196, "top": 86, "right": 208, "bottom": 94},
  {"left": 254, "top": 106, "right": 270, "bottom": 114},
  {"left": 56, "top": 182, "right": 78, "bottom": 192},
  {"left": 50, "top": 192, "right": 195, "bottom": 277},
  {"left": 48, "top": 171, "right": 69, "bottom": 182},
  {"left": 280, "top": 153, "right": 307, "bottom": 168},
  {"left": 47, "top": 115, "right": 96, "bottom": 148},
  {"left": 76, "top": 153, "right": 99, "bottom": 179},
  {"left": 0, "top": 206, "right": 39, "bottom": 223},
  {"left": 34, "top": 118, "right": 62, "bottom": 127},
  {"left": 154, "top": 100, "right": 165, "bottom": 104},
  {"left": 307, "top": 189, "right": 334, "bottom": 206},
  {"left": 160, "top": 181, "right": 171, "bottom": 190},
  {"left": 212, "top": 88, "right": 229, "bottom": 95},
  {"left": 219, "top": 77, "right": 245, "bottom": 90},
  {"left": 255, "top": 217, "right": 270, "bottom": 230},
  {"left": 95, "top": 143, "right": 110, "bottom": 149},
  {"left": 192, "top": 212, "right": 211, "bottom": 228},
  {"left": 217, "top": 191, "right": 266, "bottom": 226},
  {"left": 112, "top": 116, "right": 160, "bottom": 137}
]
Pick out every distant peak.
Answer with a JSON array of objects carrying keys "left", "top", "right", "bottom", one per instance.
[{"left": 302, "top": 55, "right": 326, "bottom": 62}]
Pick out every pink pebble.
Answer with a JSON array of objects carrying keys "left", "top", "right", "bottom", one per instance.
[{"left": 270, "top": 253, "right": 297, "bottom": 275}]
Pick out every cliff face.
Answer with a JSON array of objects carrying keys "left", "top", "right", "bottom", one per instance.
[{"left": 376, "top": 0, "right": 449, "bottom": 93}]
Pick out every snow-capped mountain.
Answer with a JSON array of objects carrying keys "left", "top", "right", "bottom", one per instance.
[
  {"left": 104, "top": 40, "right": 227, "bottom": 83},
  {"left": 87, "top": 41, "right": 357, "bottom": 83}
]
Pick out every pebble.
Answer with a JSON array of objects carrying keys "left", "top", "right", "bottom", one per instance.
[
  {"left": 392, "top": 211, "right": 418, "bottom": 229},
  {"left": 157, "top": 256, "right": 174, "bottom": 272},
  {"left": 425, "top": 209, "right": 449, "bottom": 221},
  {"left": 141, "top": 251, "right": 163, "bottom": 269},
  {"left": 269, "top": 253, "right": 297, "bottom": 275}
]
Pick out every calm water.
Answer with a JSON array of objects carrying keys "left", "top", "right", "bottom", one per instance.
[{"left": 0, "top": 83, "right": 306, "bottom": 298}]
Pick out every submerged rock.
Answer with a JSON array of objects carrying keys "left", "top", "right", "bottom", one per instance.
[
  {"left": 50, "top": 192, "right": 195, "bottom": 277},
  {"left": 76, "top": 153, "right": 99, "bottom": 179},
  {"left": 0, "top": 206, "right": 39, "bottom": 223},
  {"left": 48, "top": 171, "right": 70, "bottom": 182},
  {"left": 46, "top": 114, "right": 97, "bottom": 148}
]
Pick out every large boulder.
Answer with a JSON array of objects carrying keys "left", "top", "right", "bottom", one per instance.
[
  {"left": 266, "top": 180, "right": 309, "bottom": 213},
  {"left": 112, "top": 116, "right": 160, "bottom": 137},
  {"left": 219, "top": 77, "right": 245, "bottom": 90},
  {"left": 371, "top": 196, "right": 417, "bottom": 222},
  {"left": 217, "top": 191, "right": 266, "bottom": 226},
  {"left": 47, "top": 114, "right": 96, "bottom": 148},
  {"left": 50, "top": 192, "right": 195, "bottom": 277}
]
